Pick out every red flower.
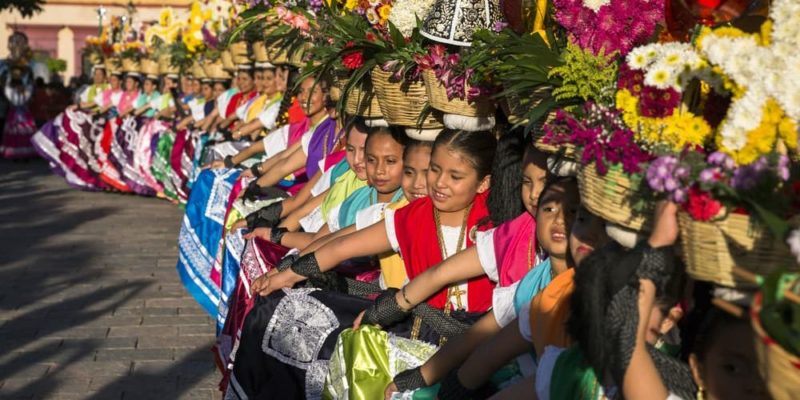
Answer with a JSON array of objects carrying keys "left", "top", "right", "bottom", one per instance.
[
  {"left": 345, "top": 41, "right": 355, "bottom": 48},
  {"left": 365, "top": 31, "right": 377, "bottom": 42},
  {"left": 684, "top": 186, "right": 722, "bottom": 222},
  {"left": 342, "top": 50, "right": 364, "bottom": 70}
]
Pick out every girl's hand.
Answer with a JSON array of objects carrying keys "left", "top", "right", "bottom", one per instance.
[
  {"left": 243, "top": 227, "right": 271, "bottom": 241},
  {"left": 250, "top": 274, "right": 270, "bottom": 296},
  {"left": 352, "top": 310, "right": 367, "bottom": 330},
  {"left": 240, "top": 168, "right": 254, "bottom": 179},
  {"left": 230, "top": 219, "right": 247, "bottom": 232},
  {"left": 384, "top": 382, "right": 398, "bottom": 400},
  {"left": 258, "top": 269, "right": 304, "bottom": 296},
  {"left": 207, "top": 160, "right": 225, "bottom": 170},
  {"left": 649, "top": 201, "right": 679, "bottom": 248}
]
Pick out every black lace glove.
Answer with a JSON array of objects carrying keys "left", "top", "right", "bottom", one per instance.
[
  {"left": 246, "top": 201, "right": 284, "bottom": 230},
  {"left": 290, "top": 253, "right": 322, "bottom": 277},
  {"left": 270, "top": 227, "right": 289, "bottom": 245},
  {"left": 250, "top": 163, "right": 263, "bottom": 178},
  {"left": 361, "top": 288, "right": 409, "bottom": 327},
  {"left": 223, "top": 155, "right": 236, "bottom": 168},
  {"left": 242, "top": 182, "right": 262, "bottom": 202},
  {"left": 276, "top": 253, "right": 298, "bottom": 272},
  {"left": 394, "top": 367, "right": 427, "bottom": 392}
]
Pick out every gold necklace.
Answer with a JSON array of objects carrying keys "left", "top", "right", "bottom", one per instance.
[
  {"left": 434, "top": 204, "right": 471, "bottom": 313},
  {"left": 527, "top": 236, "right": 535, "bottom": 270}
]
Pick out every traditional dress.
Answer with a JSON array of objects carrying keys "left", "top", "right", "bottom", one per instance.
[
  {"left": 227, "top": 194, "right": 493, "bottom": 399},
  {"left": 0, "top": 65, "right": 36, "bottom": 159}
]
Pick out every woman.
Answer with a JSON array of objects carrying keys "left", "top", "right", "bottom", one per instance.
[
  {"left": 107, "top": 72, "right": 145, "bottom": 194},
  {"left": 227, "top": 129, "right": 497, "bottom": 399}
]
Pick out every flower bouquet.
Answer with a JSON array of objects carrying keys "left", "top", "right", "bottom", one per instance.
[{"left": 543, "top": 102, "right": 657, "bottom": 230}]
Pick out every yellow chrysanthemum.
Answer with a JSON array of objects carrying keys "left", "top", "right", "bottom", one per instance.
[
  {"left": 344, "top": 0, "right": 358, "bottom": 10},
  {"left": 718, "top": 100, "right": 785, "bottom": 165},
  {"left": 378, "top": 4, "right": 392, "bottom": 21}
]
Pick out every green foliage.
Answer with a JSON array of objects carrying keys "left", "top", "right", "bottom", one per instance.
[
  {"left": 46, "top": 58, "right": 67, "bottom": 73},
  {"left": 547, "top": 42, "right": 618, "bottom": 108},
  {"left": 0, "top": 0, "right": 44, "bottom": 18}
]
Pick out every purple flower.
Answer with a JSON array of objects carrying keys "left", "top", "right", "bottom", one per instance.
[
  {"left": 493, "top": 21, "right": 508, "bottom": 32},
  {"left": 699, "top": 167, "right": 721, "bottom": 184},
  {"left": 731, "top": 165, "right": 759, "bottom": 190},
  {"left": 646, "top": 156, "right": 678, "bottom": 193},
  {"left": 707, "top": 151, "right": 735, "bottom": 170},
  {"left": 778, "top": 155, "right": 790, "bottom": 181}
]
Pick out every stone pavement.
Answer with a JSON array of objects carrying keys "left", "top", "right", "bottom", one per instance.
[{"left": 0, "top": 160, "right": 219, "bottom": 400}]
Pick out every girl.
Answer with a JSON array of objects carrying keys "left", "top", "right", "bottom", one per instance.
[
  {"left": 96, "top": 72, "right": 139, "bottom": 192},
  {"left": 227, "top": 129, "right": 497, "bottom": 399}
]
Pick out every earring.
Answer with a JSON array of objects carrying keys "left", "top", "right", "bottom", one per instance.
[{"left": 696, "top": 387, "right": 705, "bottom": 400}]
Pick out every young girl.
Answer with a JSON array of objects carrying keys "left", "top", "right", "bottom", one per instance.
[{"left": 226, "top": 129, "right": 497, "bottom": 399}]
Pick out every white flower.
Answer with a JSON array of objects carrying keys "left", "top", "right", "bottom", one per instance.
[
  {"left": 788, "top": 229, "right": 800, "bottom": 266},
  {"left": 644, "top": 63, "right": 676, "bottom": 90},
  {"left": 388, "top": 0, "right": 437, "bottom": 37},
  {"left": 366, "top": 7, "right": 380, "bottom": 25},
  {"left": 582, "top": 0, "right": 611, "bottom": 12}
]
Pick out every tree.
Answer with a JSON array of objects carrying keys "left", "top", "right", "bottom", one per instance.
[{"left": 0, "top": 0, "right": 46, "bottom": 18}]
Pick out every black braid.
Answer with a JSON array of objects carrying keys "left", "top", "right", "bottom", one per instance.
[{"left": 275, "top": 67, "right": 299, "bottom": 128}]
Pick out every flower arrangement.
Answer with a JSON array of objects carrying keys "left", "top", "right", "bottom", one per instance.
[
  {"left": 552, "top": 0, "right": 664, "bottom": 57},
  {"left": 415, "top": 44, "right": 491, "bottom": 101},
  {"left": 387, "top": 0, "right": 436, "bottom": 37},
  {"left": 543, "top": 103, "right": 654, "bottom": 175},
  {"left": 337, "top": 0, "right": 394, "bottom": 27}
]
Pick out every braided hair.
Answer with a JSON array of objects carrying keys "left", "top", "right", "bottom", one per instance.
[{"left": 274, "top": 66, "right": 299, "bottom": 128}]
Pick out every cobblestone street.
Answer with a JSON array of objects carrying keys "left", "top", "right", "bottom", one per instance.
[{"left": 0, "top": 160, "right": 219, "bottom": 399}]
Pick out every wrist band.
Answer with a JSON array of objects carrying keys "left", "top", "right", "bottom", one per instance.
[
  {"left": 400, "top": 286, "right": 414, "bottom": 310},
  {"left": 270, "top": 227, "right": 289, "bottom": 245},
  {"left": 223, "top": 155, "right": 235, "bottom": 168},
  {"left": 250, "top": 164, "right": 263, "bottom": 178},
  {"left": 290, "top": 253, "right": 322, "bottom": 277},
  {"left": 394, "top": 367, "right": 427, "bottom": 392},
  {"left": 362, "top": 288, "right": 409, "bottom": 327}
]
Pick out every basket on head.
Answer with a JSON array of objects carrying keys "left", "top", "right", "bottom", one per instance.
[
  {"left": 372, "top": 67, "right": 444, "bottom": 129},
  {"left": 253, "top": 41, "right": 269, "bottom": 63},
  {"left": 422, "top": 70, "right": 494, "bottom": 118},
  {"left": 230, "top": 41, "right": 249, "bottom": 58},
  {"left": 679, "top": 213, "right": 800, "bottom": 287},
  {"left": 751, "top": 292, "right": 800, "bottom": 400},
  {"left": 577, "top": 164, "right": 654, "bottom": 232},
  {"left": 140, "top": 59, "right": 159, "bottom": 78},
  {"left": 158, "top": 54, "right": 179, "bottom": 75},
  {"left": 121, "top": 58, "right": 140, "bottom": 74},
  {"left": 203, "top": 60, "right": 230, "bottom": 80},
  {"left": 192, "top": 62, "right": 207, "bottom": 80},
  {"left": 106, "top": 57, "right": 122, "bottom": 75},
  {"left": 336, "top": 76, "right": 382, "bottom": 118},
  {"left": 88, "top": 53, "right": 103, "bottom": 65},
  {"left": 220, "top": 50, "right": 236, "bottom": 71}
]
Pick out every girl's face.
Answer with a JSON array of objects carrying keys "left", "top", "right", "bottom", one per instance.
[
  {"left": 109, "top": 75, "right": 121, "bottom": 90},
  {"left": 213, "top": 82, "right": 226, "bottom": 98},
  {"left": 345, "top": 125, "right": 368, "bottom": 181},
  {"left": 191, "top": 78, "right": 201, "bottom": 95},
  {"left": 535, "top": 181, "right": 579, "bottom": 260},
  {"left": 124, "top": 77, "right": 138, "bottom": 92},
  {"left": 93, "top": 69, "right": 106, "bottom": 85},
  {"left": 401, "top": 145, "right": 432, "bottom": 202},
  {"left": 690, "top": 321, "right": 769, "bottom": 400},
  {"left": 296, "top": 78, "right": 325, "bottom": 117},
  {"left": 201, "top": 82, "right": 213, "bottom": 99},
  {"left": 427, "top": 145, "right": 490, "bottom": 214},
  {"left": 162, "top": 77, "right": 176, "bottom": 92},
  {"left": 143, "top": 79, "right": 156, "bottom": 94},
  {"left": 181, "top": 76, "right": 193, "bottom": 94},
  {"left": 254, "top": 70, "right": 266, "bottom": 93},
  {"left": 366, "top": 133, "right": 404, "bottom": 197},
  {"left": 262, "top": 69, "right": 277, "bottom": 96},
  {"left": 521, "top": 150, "right": 549, "bottom": 216},
  {"left": 237, "top": 71, "right": 254, "bottom": 92},
  {"left": 275, "top": 68, "right": 288, "bottom": 93},
  {"left": 568, "top": 206, "right": 609, "bottom": 266}
]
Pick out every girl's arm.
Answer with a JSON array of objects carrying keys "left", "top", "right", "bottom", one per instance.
[
  {"left": 487, "top": 375, "right": 537, "bottom": 400},
  {"left": 231, "top": 140, "right": 265, "bottom": 165},
  {"left": 391, "top": 247, "right": 485, "bottom": 310},
  {"left": 280, "top": 224, "right": 330, "bottom": 250},
  {"left": 254, "top": 145, "right": 306, "bottom": 188},
  {"left": 198, "top": 108, "right": 219, "bottom": 131},
  {"left": 302, "top": 223, "right": 355, "bottom": 255},
  {"left": 235, "top": 118, "right": 263, "bottom": 139},
  {"left": 281, "top": 173, "right": 325, "bottom": 216},
  {"left": 454, "top": 317, "right": 532, "bottom": 391},
  {"left": 622, "top": 279, "right": 669, "bottom": 400},
  {"left": 279, "top": 189, "right": 326, "bottom": 231},
  {"left": 251, "top": 221, "right": 392, "bottom": 296}
]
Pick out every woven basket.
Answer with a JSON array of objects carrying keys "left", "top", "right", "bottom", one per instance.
[
  {"left": 679, "top": 212, "right": 799, "bottom": 287},
  {"left": 501, "top": 85, "right": 552, "bottom": 126},
  {"left": 422, "top": 70, "right": 494, "bottom": 117},
  {"left": 192, "top": 62, "right": 207, "bottom": 79},
  {"left": 106, "top": 57, "right": 121, "bottom": 75},
  {"left": 220, "top": 50, "right": 235, "bottom": 71},
  {"left": 140, "top": 59, "right": 159, "bottom": 77},
  {"left": 372, "top": 67, "right": 443, "bottom": 128},
  {"left": 89, "top": 53, "right": 103, "bottom": 65},
  {"left": 158, "top": 54, "right": 178, "bottom": 75},
  {"left": 336, "top": 77, "right": 382, "bottom": 118},
  {"left": 230, "top": 41, "right": 249, "bottom": 58},
  {"left": 577, "top": 165, "right": 654, "bottom": 232},
  {"left": 121, "top": 58, "right": 139, "bottom": 73},
  {"left": 252, "top": 41, "right": 269, "bottom": 63},
  {"left": 532, "top": 112, "right": 576, "bottom": 157},
  {"left": 751, "top": 292, "right": 800, "bottom": 400}
]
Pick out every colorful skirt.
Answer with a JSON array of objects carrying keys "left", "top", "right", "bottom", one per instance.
[
  {"left": 96, "top": 117, "right": 130, "bottom": 192},
  {"left": 176, "top": 168, "right": 241, "bottom": 317},
  {"left": 31, "top": 118, "right": 67, "bottom": 179},
  {"left": 151, "top": 131, "right": 177, "bottom": 200},
  {"left": 133, "top": 118, "right": 168, "bottom": 193},
  {"left": 0, "top": 106, "right": 37, "bottom": 159},
  {"left": 110, "top": 115, "right": 154, "bottom": 196},
  {"left": 57, "top": 109, "right": 106, "bottom": 190}
]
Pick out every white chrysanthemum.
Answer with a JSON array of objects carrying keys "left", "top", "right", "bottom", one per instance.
[
  {"left": 388, "top": 0, "right": 437, "bottom": 37},
  {"left": 366, "top": 7, "right": 380, "bottom": 25},
  {"left": 582, "top": 0, "right": 611, "bottom": 12},
  {"left": 644, "top": 63, "right": 676, "bottom": 90}
]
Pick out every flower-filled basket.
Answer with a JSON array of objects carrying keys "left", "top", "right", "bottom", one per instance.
[
  {"left": 336, "top": 76, "right": 383, "bottom": 119},
  {"left": 372, "top": 66, "right": 443, "bottom": 130},
  {"left": 750, "top": 274, "right": 800, "bottom": 400},
  {"left": 422, "top": 70, "right": 494, "bottom": 119},
  {"left": 679, "top": 213, "right": 799, "bottom": 287},
  {"left": 578, "top": 164, "right": 654, "bottom": 232}
]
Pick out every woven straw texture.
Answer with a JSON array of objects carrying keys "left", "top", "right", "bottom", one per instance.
[
  {"left": 220, "top": 50, "right": 235, "bottom": 71},
  {"left": 203, "top": 61, "right": 229, "bottom": 80},
  {"left": 252, "top": 41, "right": 269, "bottom": 62},
  {"left": 158, "top": 54, "right": 179, "bottom": 75},
  {"left": 336, "top": 77, "right": 382, "bottom": 118},
  {"left": 422, "top": 70, "right": 494, "bottom": 117},
  {"left": 751, "top": 292, "right": 800, "bottom": 400},
  {"left": 230, "top": 41, "right": 249, "bottom": 57},
  {"left": 106, "top": 58, "right": 121, "bottom": 75},
  {"left": 679, "top": 212, "right": 799, "bottom": 287},
  {"left": 121, "top": 58, "right": 140, "bottom": 73},
  {"left": 140, "top": 59, "right": 159, "bottom": 76},
  {"left": 192, "top": 62, "right": 207, "bottom": 79},
  {"left": 372, "top": 67, "right": 443, "bottom": 128},
  {"left": 89, "top": 53, "right": 103, "bottom": 65},
  {"left": 577, "top": 165, "right": 654, "bottom": 231}
]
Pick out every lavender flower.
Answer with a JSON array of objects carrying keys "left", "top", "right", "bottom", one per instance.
[
  {"left": 493, "top": 21, "right": 508, "bottom": 32},
  {"left": 731, "top": 164, "right": 760, "bottom": 190},
  {"left": 777, "top": 154, "right": 790, "bottom": 181},
  {"left": 698, "top": 167, "right": 721, "bottom": 184},
  {"left": 707, "top": 151, "right": 734, "bottom": 170},
  {"left": 646, "top": 155, "right": 688, "bottom": 203}
]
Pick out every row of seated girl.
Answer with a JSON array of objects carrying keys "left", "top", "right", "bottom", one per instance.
[{"left": 192, "top": 84, "right": 766, "bottom": 399}]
